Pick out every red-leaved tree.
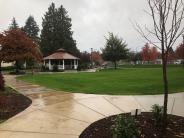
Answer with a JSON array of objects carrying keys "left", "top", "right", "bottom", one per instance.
[
  {"left": 0, "top": 29, "right": 42, "bottom": 73},
  {"left": 141, "top": 43, "right": 159, "bottom": 63},
  {"left": 175, "top": 44, "right": 184, "bottom": 60},
  {"left": 0, "top": 34, "right": 5, "bottom": 91},
  {"left": 91, "top": 51, "right": 103, "bottom": 65}
]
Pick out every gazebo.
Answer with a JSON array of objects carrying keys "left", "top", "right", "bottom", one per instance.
[{"left": 43, "top": 48, "right": 79, "bottom": 71}]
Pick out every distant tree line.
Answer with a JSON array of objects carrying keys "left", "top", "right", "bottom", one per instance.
[{"left": 129, "top": 43, "right": 184, "bottom": 65}]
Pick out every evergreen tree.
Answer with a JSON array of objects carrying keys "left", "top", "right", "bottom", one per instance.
[
  {"left": 102, "top": 33, "right": 129, "bottom": 69},
  {"left": 23, "top": 16, "right": 39, "bottom": 41},
  {"left": 40, "top": 3, "right": 79, "bottom": 56},
  {"left": 9, "top": 17, "right": 19, "bottom": 30}
]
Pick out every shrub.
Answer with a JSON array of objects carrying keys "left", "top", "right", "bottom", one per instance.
[
  {"left": 77, "top": 63, "right": 90, "bottom": 71},
  {"left": 52, "top": 64, "right": 58, "bottom": 72},
  {"left": 9, "top": 71, "right": 25, "bottom": 75},
  {"left": 151, "top": 104, "right": 163, "bottom": 126},
  {"left": 1, "top": 66, "right": 15, "bottom": 71},
  {"left": 41, "top": 65, "right": 49, "bottom": 72},
  {"left": 0, "top": 73, "right": 5, "bottom": 91},
  {"left": 111, "top": 115, "right": 139, "bottom": 138}
]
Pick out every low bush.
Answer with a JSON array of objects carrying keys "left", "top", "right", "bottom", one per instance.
[
  {"left": 41, "top": 65, "right": 49, "bottom": 72},
  {"left": 9, "top": 71, "right": 26, "bottom": 75},
  {"left": 52, "top": 64, "right": 58, "bottom": 72},
  {"left": 151, "top": 104, "right": 163, "bottom": 126},
  {"left": 77, "top": 63, "right": 90, "bottom": 71},
  {"left": 1, "top": 66, "right": 15, "bottom": 71},
  {"left": 111, "top": 115, "right": 139, "bottom": 138}
]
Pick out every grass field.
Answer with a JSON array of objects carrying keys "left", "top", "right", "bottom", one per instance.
[{"left": 17, "top": 67, "right": 184, "bottom": 95}]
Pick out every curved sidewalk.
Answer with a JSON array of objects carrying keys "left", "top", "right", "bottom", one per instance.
[{"left": 0, "top": 75, "right": 184, "bottom": 138}]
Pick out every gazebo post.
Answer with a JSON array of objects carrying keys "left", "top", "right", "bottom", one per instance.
[
  {"left": 63, "top": 59, "right": 65, "bottom": 70},
  {"left": 74, "top": 59, "right": 77, "bottom": 69},
  {"left": 71, "top": 60, "right": 73, "bottom": 69},
  {"left": 48, "top": 59, "right": 51, "bottom": 70}
]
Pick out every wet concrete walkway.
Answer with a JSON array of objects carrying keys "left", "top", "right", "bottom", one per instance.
[{"left": 0, "top": 75, "right": 184, "bottom": 138}]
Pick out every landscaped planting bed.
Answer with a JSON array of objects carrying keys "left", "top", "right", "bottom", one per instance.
[
  {"left": 80, "top": 112, "right": 184, "bottom": 138},
  {"left": 0, "top": 87, "right": 31, "bottom": 120}
]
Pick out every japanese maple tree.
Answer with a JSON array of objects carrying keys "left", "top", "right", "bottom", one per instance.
[{"left": 0, "top": 29, "right": 42, "bottom": 73}]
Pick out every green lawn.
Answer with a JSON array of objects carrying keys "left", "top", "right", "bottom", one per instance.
[{"left": 17, "top": 67, "right": 184, "bottom": 95}]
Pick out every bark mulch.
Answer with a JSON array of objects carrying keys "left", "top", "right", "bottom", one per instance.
[
  {"left": 80, "top": 112, "right": 184, "bottom": 138},
  {"left": 0, "top": 88, "right": 31, "bottom": 120}
]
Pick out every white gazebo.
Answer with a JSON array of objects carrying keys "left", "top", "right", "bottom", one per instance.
[{"left": 43, "top": 48, "right": 79, "bottom": 71}]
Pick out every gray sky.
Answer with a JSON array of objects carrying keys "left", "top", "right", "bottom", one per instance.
[{"left": 0, "top": 0, "right": 183, "bottom": 52}]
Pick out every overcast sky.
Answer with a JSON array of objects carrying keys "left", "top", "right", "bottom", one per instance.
[{"left": 0, "top": 0, "right": 183, "bottom": 52}]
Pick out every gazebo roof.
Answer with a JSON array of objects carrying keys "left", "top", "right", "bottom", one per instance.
[{"left": 43, "top": 49, "right": 79, "bottom": 60}]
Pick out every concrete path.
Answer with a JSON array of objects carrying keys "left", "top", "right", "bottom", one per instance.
[{"left": 0, "top": 75, "right": 184, "bottom": 138}]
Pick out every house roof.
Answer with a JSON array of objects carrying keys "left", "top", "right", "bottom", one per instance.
[{"left": 43, "top": 49, "right": 79, "bottom": 60}]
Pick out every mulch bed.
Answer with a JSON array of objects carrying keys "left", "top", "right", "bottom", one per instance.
[
  {"left": 80, "top": 112, "right": 184, "bottom": 138},
  {"left": 0, "top": 89, "right": 31, "bottom": 120}
]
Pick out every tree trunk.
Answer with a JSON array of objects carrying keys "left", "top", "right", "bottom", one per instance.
[
  {"left": 162, "top": 53, "right": 169, "bottom": 130},
  {"left": 31, "top": 66, "right": 34, "bottom": 75},
  {"left": 114, "top": 61, "right": 117, "bottom": 69},
  {"left": 15, "top": 60, "right": 19, "bottom": 73}
]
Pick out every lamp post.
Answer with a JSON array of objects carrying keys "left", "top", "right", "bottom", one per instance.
[{"left": 91, "top": 48, "right": 93, "bottom": 68}]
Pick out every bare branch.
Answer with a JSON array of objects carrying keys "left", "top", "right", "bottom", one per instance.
[{"left": 134, "top": 22, "right": 161, "bottom": 50}]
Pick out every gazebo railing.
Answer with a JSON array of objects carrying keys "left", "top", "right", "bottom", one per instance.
[
  {"left": 45, "top": 64, "right": 76, "bottom": 70},
  {"left": 58, "top": 65, "right": 64, "bottom": 70}
]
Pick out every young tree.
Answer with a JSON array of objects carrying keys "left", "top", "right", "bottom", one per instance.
[
  {"left": 102, "top": 33, "right": 129, "bottom": 69},
  {"left": 141, "top": 43, "right": 152, "bottom": 63},
  {"left": 136, "top": 0, "right": 184, "bottom": 128},
  {"left": 9, "top": 17, "right": 19, "bottom": 30},
  {"left": 23, "top": 15, "right": 40, "bottom": 42},
  {"left": 40, "top": 3, "right": 79, "bottom": 56},
  {"left": 141, "top": 43, "right": 159, "bottom": 63},
  {"left": 0, "top": 29, "right": 42, "bottom": 73}
]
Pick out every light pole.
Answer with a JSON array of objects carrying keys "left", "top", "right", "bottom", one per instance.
[{"left": 91, "top": 48, "right": 93, "bottom": 68}]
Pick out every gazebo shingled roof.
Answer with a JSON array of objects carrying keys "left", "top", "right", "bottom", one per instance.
[{"left": 43, "top": 49, "right": 79, "bottom": 60}]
